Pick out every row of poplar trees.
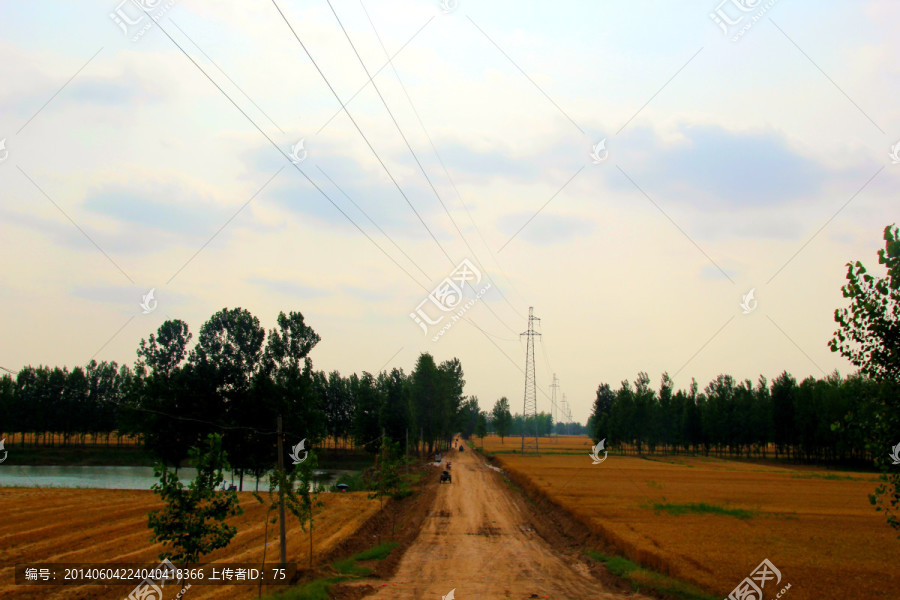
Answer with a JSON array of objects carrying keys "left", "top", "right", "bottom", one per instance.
[{"left": 0, "top": 310, "right": 468, "bottom": 489}]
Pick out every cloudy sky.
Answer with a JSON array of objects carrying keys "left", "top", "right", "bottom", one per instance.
[{"left": 1, "top": 0, "right": 898, "bottom": 423}]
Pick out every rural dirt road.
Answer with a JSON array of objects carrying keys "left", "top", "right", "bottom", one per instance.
[{"left": 357, "top": 442, "right": 652, "bottom": 600}]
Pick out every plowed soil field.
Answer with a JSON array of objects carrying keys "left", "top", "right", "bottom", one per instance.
[
  {"left": 482, "top": 435, "right": 900, "bottom": 600},
  {"left": 0, "top": 488, "right": 380, "bottom": 600}
]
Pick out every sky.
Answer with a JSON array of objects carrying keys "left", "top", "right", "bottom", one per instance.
[{"left": 1, "top": 0, "right": 898, "bottom": 423}]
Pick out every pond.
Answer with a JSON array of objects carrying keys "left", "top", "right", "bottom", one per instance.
[{"left": 0, "top": 465, "right": 355, "bottom": 491}]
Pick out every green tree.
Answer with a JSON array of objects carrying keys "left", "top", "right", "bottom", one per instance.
[
  {"left": 368, "top": 439, "right": 403, "bottom": 540},
  {"left": 475, "top": 411, "right": 488, "bottom": 447},
  {"left": 192, "top": 308, "right": 266, "bottom": 490},
  {"left": 491, "top": 397, "right": 512, "bottom": 443},
  {"left": 352, "top": 373, "right": 383, "bottom": 453},
  {"left": 294, "top": 450, "right": 325, "bottom": 568},
  {"left": 379, "top": 368, "right": 410, "bottom": 450},
  {"left": 410, "top": 354, "right": 441, "bottom": 453},
  {"left": 830, "top": 224, "right": 900, "bottom": 535},
  {"left": 590, "top": 383, "right": 615, "bottom": 444},
  {"left": 148, "top": 433, "right": 243, "bottom": 567}
]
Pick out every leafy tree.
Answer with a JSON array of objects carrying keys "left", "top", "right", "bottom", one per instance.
[
  {"left": 830, "top": 224, "right": 900, "bottom": 535},
  {"left": 475, "top": 411, "right": 488, "bottom": 447},
  {"left": 590, "top": 383, "right": 615, "bottom": 444},
  {"left": 459, "top": 396, "right": 480, "bottom": 439},
  {"left": 410, "top": 354, "right": 441, "bottom": 453},
  {"left": 192, "top": 308, "right": 266, "bottom": 490},
  {"left": 148, "top": 433, "right": 243, "bottom": 567},
  {"left": 831, "top": 224, "right": 900, "bottom": 380},
  {"left": 491, "top": 397, "right": 512, "bottom": 443},
  {"left": 352, "top": 373, "right": 383, "bottom": 453},
  {"left": 369, "top": 439, "right": 403, "bottom": 539},
  {"left": 379, "top": 368, "right": 410, "bottom": 449}
]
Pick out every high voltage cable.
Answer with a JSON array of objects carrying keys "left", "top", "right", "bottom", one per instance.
[
  {"left": 270, "top": 0, "right": 453, "bottom": 266},
  {"left": 355, "top": 0, "right": 526, "bottom": 332},
  {"left": 139, "top": 8, "right": 430, "bottom": 294},
  {"left": 270, "top": 0, "right": 525, "bottom": 343}
]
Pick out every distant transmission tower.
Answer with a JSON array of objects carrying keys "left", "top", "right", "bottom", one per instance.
[
  {"left": 561, "top": 393, "right": 570, "bottom": 435},
  {"left": 550, "top": 373, "right": 559, "bottom": 435},
  {"left": 521, "top": 306, "right": 541, "bottom": 455}
]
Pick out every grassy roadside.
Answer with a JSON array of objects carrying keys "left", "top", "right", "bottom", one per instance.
[
  {"left": 263, "top": 542, "right": 399, "bottom": 600},
  {"left": 585, "top": 550, "right": 719, "bottom": 600}
]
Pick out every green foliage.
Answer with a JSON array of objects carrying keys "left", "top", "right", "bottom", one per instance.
[
  {"left": 349, "top": 541, "right": 398, "bottom": 561},
  {"left": 331, "top": 542, "right": 396, "bottom": 577},
  {"left": 830, "top": 224, "right": 900, "bottom": 536},
  {"left": 586, "top": 550, "right": 719, "bottom": 600},
  {"left": 648, "top": 502, "right": 755, "bottom": 519},
  {"left": 491, "top": 397, "right": 512, "bottom": 443},
  {"left": 147, "top": 433, "right": 243, "bottom": 563},
  {"left": 475, "top": 411, "right": 488, "bottom": 443}
]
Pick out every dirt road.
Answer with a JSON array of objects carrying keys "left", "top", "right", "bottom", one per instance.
[{"left": 359, "top": 442, "right": 651, "bottom": 600}]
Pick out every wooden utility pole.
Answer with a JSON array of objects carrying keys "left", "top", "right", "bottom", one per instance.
[{"left": 277, "top": 415, "right": 287, "bottom": 566}]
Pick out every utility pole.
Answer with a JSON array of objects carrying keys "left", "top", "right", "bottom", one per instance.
[
  {"left": 521, "top": 307, "right": 541, "bottom": 455},
  {"left": 276, "top": 415, "right": 287, "bottom": 566},
  {"left": 550, "top": 373, "right": 559, "bottom": 435}
]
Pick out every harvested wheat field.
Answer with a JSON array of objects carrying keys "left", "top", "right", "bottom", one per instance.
[
  {"left": 0, "top": 487, "right": 379, "bottom": 600},
  {"left": 481, "top": 435, "right": 900, "bottom": 600}
]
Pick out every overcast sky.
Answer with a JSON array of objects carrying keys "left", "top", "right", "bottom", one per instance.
[{"left": 1, "top": 0, "right": 898, "bottom": 423}]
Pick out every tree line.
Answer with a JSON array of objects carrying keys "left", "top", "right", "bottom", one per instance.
[
  {"left": 588, "top": 370, "right": 883, "bottom": 463},
  {"left": 0, "top": 309, "right": 472, "bottom": 489}
]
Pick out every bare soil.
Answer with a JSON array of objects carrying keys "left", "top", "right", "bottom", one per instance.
[{"left": 343, "top": 440, "right": 652, "bottom": 600}]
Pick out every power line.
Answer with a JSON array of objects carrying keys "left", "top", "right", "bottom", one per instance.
[
  {"left": 139, "top": 9, "right": 429, "bottom": 294},
  {"left": 270, "top": 0, "right": 453, "bottom": 266},
  {"left": 351, "top": 0, "right": 524, "bottom": 336}
]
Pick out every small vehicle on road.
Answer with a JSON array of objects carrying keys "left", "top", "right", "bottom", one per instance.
[
  {"left": 446, "top": 461, "right": 452, "bottom": 470},
  {"left": 440, "top": 470, "right": 452, "bottom": 483}
]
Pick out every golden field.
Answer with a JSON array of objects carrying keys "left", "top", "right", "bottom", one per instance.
[
  {"left": 0, "top": 488, "right": 380, "bottom": 600},
  {"left": 480, "top": 434, "right": 900, "bottom": 600}
]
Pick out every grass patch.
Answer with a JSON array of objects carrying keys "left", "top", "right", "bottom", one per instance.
[
  {"left": 332, "top": 541, "right": 399, "bottom": 577},
  {"left": 586, "top": 550, "right": 718, "bottom": 600},
  {"left": 263, "top": 577, "right": 341, "bottom": 600},
  {"left": 788, "top": 472, "right": 866, "bottom": 481},
  {"left": 649, "top": 502, "right": 755, "bottom": 519},
  {"left": 264, "top": 542, "right": 398, "bottom": 599},
  {"left": 349, "top": 541, "right": 398, "bottom": 562}
]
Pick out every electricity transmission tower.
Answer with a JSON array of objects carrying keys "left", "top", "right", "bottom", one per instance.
[
  {"left": 521, "top": 306, "right": 540, "bottom": 455},
  {"left": 561, "top": 393, "right": 571, "bottom": 435},
  {"left": 550, "top": 373, "right": 559, "bottom": 435}
]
